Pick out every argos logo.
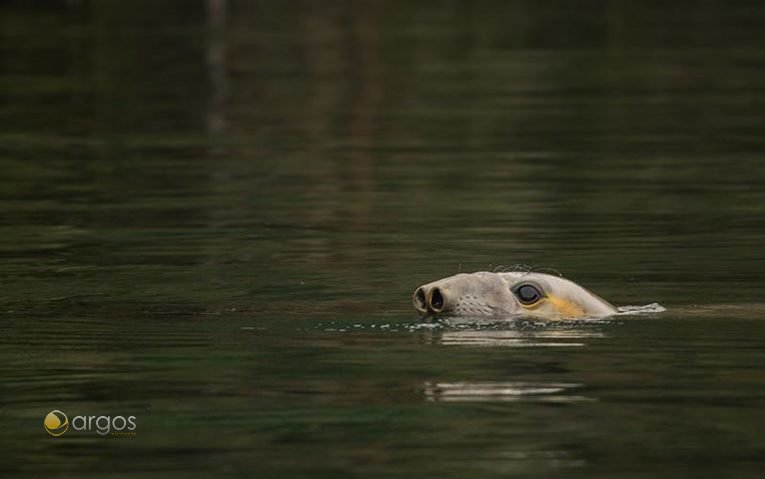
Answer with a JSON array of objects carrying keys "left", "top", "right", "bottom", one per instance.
[{"left": 44, "top": 410, "right": 137, "bottom": 437}]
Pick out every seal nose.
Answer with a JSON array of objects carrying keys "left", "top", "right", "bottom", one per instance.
[{"left": 412, "top": 285, "right": 448, "bottom": 315}]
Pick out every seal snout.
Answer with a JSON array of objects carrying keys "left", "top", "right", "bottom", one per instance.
[{"left": 413, "top": 285, "right": 447, "bottom": 316}]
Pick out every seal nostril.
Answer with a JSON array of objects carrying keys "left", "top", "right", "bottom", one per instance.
[
  {"left": 430, "top": 288, "right": 444, "bottom": 312},
  {"left": 414, "top": 288, "right": 427, "bottom": 310}
]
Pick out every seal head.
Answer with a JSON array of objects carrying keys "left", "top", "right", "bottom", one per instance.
[{"left": 413, "top": 271, "right": 616, "bottom": 320}]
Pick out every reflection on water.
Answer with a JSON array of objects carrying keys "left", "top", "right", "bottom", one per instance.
[
  {"left": 436, "top": 329, "right": 601, "bottom": 347},
  {"left": 424, "top": 381, "right": 592, "bottom": 403}
]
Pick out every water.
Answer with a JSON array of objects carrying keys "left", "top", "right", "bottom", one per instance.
[{"left": 2, "top": 1, "right": 765, "bottom": 477}]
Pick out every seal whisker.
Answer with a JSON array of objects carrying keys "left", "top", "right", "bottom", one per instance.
[
  {"left": 507, "top": 264, "right": 534, "bottom": 275},
  {"left": 531, "top": 265, "right": 564, "bottom": 277}
]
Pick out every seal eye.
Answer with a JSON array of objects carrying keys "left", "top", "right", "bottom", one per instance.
[{"left": 514, "top": 284, "right": 542, "bottom": 305}]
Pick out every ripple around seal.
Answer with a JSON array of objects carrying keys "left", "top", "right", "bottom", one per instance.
[{"left": 616, "top": 303, "right": 667, "bottom": 315}]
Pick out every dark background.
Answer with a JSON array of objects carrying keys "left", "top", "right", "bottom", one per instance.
[{"left": 2, "top": 1, "right": 764, "bottom": 478}]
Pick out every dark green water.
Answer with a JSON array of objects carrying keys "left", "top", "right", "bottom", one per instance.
[{"left": 2, "top": 1, "right": 765, "bottom": 477}]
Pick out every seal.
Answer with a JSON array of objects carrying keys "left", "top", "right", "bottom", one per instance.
[{"left": 413, "top": 271, "right": 617, "bottom": 320}]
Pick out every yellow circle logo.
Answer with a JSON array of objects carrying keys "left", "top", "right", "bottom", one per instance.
[{"left": 44, "top": 410, "right": 69, "bottom": 436}]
